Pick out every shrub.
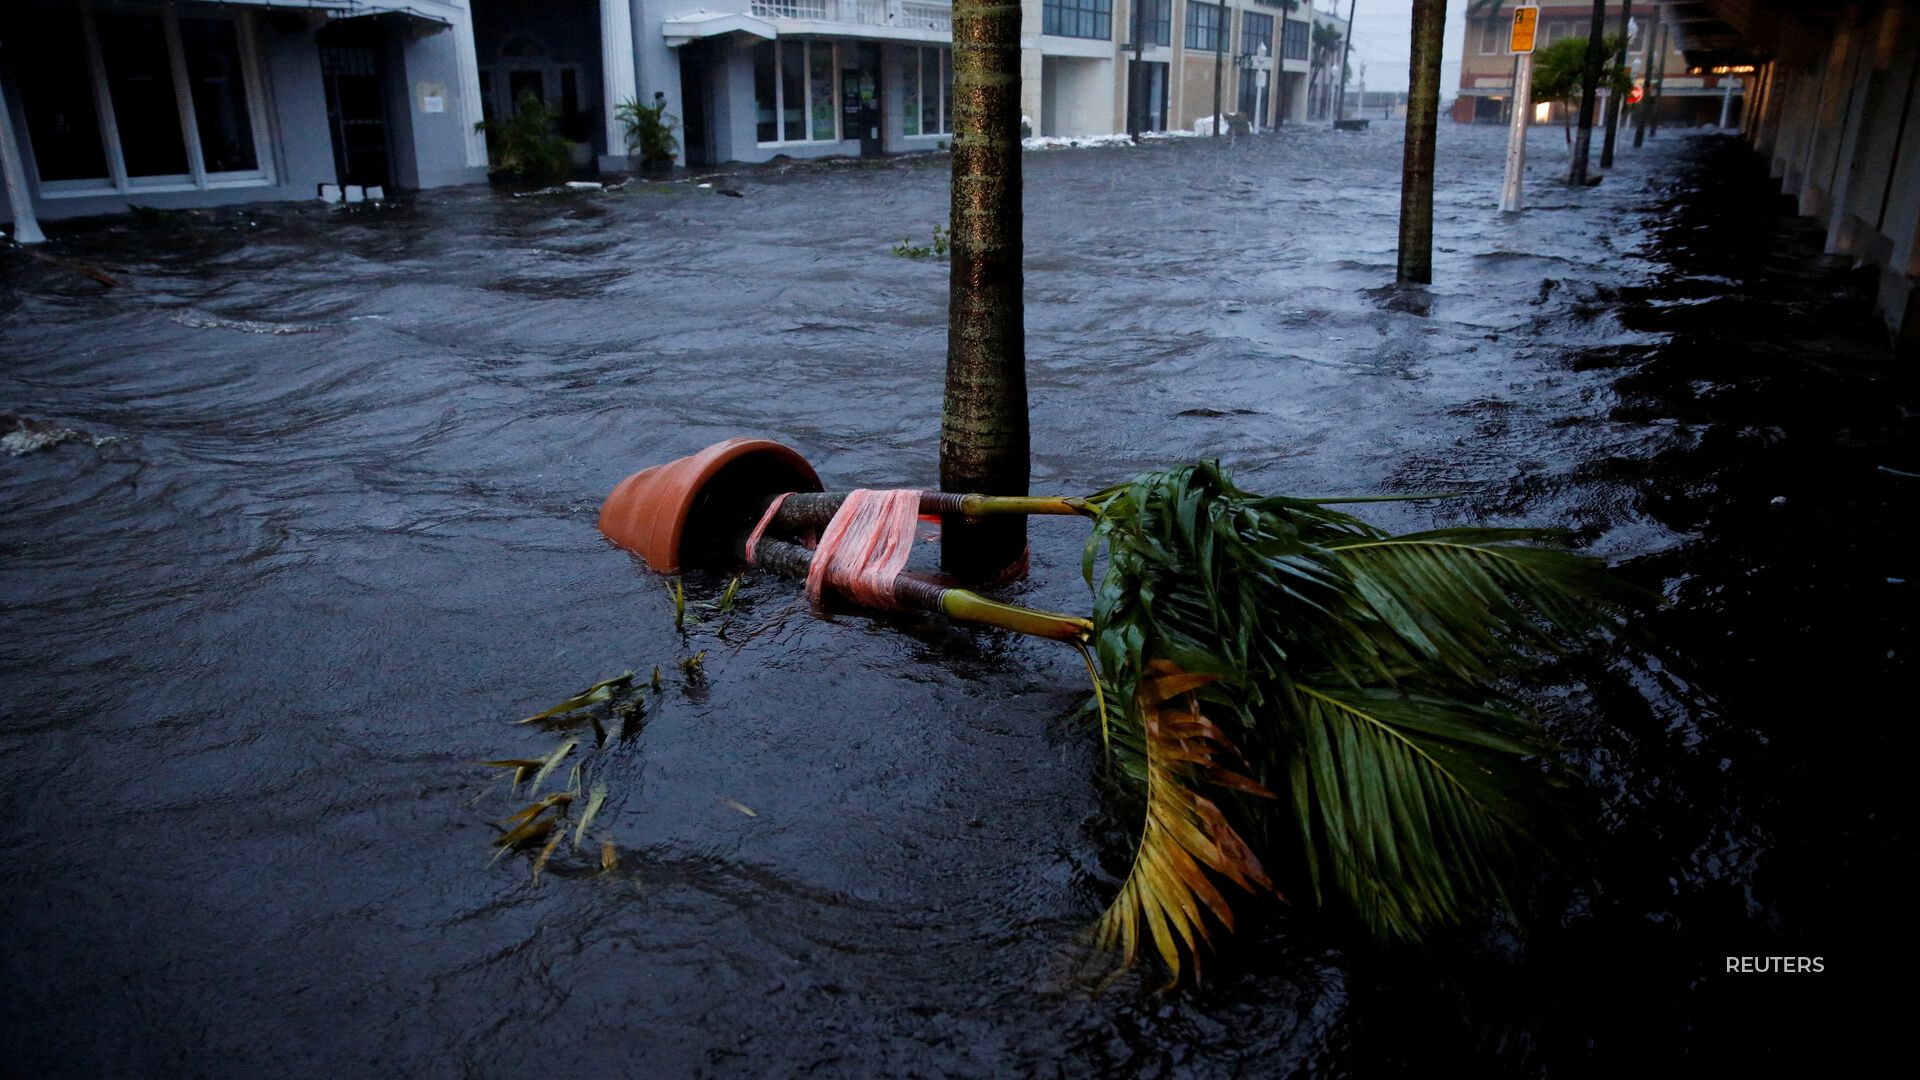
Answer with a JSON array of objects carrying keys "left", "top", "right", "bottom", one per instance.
[
  {"left": 475, "top": 90, "right": 571, "bottom": 186},
  {"left": 617, "top": 97, "right": 681, "bottom": 172}
]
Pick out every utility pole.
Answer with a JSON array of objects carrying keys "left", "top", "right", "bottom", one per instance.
[
  {"left": 1632, "top": 1, "right": 1657, "bottom": 148},
  {"left": 1128, "top": 0, "right": 1146, "bottom": 139},
  {"left": 1598, "top": 0, "right": 1630, "bottom": 167},
  {"left": 941, "top": 0, "right": 1028, "bottom": 582},
  {"left": 1397, "top": 0, "right": 1449, "bottom": 283},
  {"left": 1213, "top": 2, "right": 1227, "bottom": 135},
  {"left": 1499, "top": 4, "right": 1538, "bottom": 212},
  {"left": 1334, "top": 0, "right": 1358, "bottom": 122},
  {"left": 1568, "top": 0, "right": 1607, "bottom": 184},
  {"left": 1647, "top": 24, "right": 1667, "bottom": 137}
]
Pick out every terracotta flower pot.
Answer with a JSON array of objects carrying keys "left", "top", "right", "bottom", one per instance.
[{"left": 598, "top": 438, "right": 822, "bottom": 572}]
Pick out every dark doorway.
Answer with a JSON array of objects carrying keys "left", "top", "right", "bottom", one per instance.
[
  {"left": 1127, "top": 60, "right": 1168, "bottom": 133},
  {"left": 842, "top": 43, "right": 881, "bottom": 156},
  {"left": 317, "top": 24, "right": 392, "bottom": 189},
  {"left": 677, "top": 42, "right": 713, "bottom": 167},
  {"left": 508, "top": 69, "right": 545, "bottom": 107},
  {"left": 1238, "top": 68, "right": 1268, "bottom": 127}
]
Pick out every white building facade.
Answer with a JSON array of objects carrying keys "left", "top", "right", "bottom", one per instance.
[
  {"left": 4, "top": 0, "right": 1320, "bottom": 235},
  {"left": 1, "top": 0, "right": 493, "bottom": 230},
  {"left": 1023, "top": 0, "right": 1313, "bottom": 139}
]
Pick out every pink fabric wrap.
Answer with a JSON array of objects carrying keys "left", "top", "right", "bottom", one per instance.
[
  {"left": 803, "top": 489, "right": 924, "bottom": 610},
  {"left": 743, "top": 492, "right": 792, "bottom": 565}
]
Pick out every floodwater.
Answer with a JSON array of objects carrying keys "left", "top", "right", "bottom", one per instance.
[{"left": 3, "top": 124, "right": 1912, "bottom": 1075}]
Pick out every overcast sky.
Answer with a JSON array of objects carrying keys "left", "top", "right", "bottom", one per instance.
[{"left": 1311, "top": 0, "right": 1471, "bottom": 95}]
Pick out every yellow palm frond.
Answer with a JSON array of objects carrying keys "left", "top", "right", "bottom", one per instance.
[{"left": 1094, "top": 662, "right": 1277, "bottom": 985}]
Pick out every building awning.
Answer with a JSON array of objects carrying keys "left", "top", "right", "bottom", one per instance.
[
  {"left": 194, "top": 1, "right": 453, "bottom": 29},
  {"left": 663, "top": 13, "right": 777, "bottom": 48}
]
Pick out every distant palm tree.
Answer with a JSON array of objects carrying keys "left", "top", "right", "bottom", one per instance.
[
  {"left": 1533, "top": 35, "right": 1631, "bottom": 151},
  {"left": 1309, "top": 23, "right": 1344, "bottom": 120}
]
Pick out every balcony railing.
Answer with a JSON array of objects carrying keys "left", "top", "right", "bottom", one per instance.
[{"left": 749, "top": 0, "right": 953, "bottom": 33}]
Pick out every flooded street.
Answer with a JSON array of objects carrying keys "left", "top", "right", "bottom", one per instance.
[{"left": 3, "top": 123, "right": 1913, "bottom": 1074}]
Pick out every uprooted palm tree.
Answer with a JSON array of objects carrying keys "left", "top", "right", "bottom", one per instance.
[
  {"left": 518, "top": 450, "right": 1648, "bottom": 986},
  {"left": 1079, "top": 462, "right": 1644, "bottom": 979}
]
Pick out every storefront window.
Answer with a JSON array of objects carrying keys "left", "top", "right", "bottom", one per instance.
[
  {"left": 904, "top": 47, "right": 949, "bottom": 137},
  {"left": 809, "top": 44, "right": 837, "bottom": 141},
  {"left": 754, "top": 40, "right": 841, "bottom": 146},
  {"left": 754, "top": 44, "right": 778, "bottom": 142},
  {"left": 12, "top": 4, "right": 109, "bottom": 183},
  {"left": 97, "top": 12, "right": 190, "bottom": 178},
  {"left": 14, "top": 6, "right": 269, "bottom": 194},
  {"left": 781, "top": 41, "right": 806, "bottom": 142},
  {"left": 903, "top": 49, "right": 921, "bottom": 136},
  {"left": 182, "top": 18, "right": 260, "bottom": 174}
]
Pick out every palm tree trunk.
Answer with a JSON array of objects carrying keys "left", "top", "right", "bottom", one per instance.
[
  {"left": 1568, "top": 0, "right": 1607, "bottom": 184},
  {"left": 1598, "top": 0, "right": 1630, "bottom": 168},
  {"left": 941, "top": 0, "right": 1029, "bottom": 582},
  {"left": 1396, "top": 0, "right": 1446, "bottom": 283},
  {"left": 1632, "top": 3, "right": 1658, "bottom": 148}
]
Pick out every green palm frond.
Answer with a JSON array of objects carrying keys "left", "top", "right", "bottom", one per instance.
[
  {"left": 1082, "top": 462, "right": 1648, "bottom": 972},
  {"left": 1093, "top": 663, "right": 1276, "bottom": 985},
  {"left": 1286, "top": 683, "right": 1564, "bottom": 941}
]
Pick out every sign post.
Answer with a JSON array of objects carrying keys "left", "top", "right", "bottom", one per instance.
[{"left": 1500, "top": 5, "right": 1540, "bottom": 213}]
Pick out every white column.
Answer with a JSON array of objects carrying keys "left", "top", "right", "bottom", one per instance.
[
  {"left": 601, "top": 0, "right": 639, "bottom": 159},
  {"left": 0, "top": 81, "right": 46, "bottom": 244},
  {"left": 451, "top": 1, "right": 489, "bottom": 168}
]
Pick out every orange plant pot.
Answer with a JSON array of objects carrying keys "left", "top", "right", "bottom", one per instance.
[{"left": 598, "top": 438, "right": 823, "bottom": 573}]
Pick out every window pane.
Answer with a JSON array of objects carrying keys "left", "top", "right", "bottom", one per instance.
[
  {"left": 1243, "top": 12, "right": 1273, "bottom": 56},
  {"left": 180, "top": 18, "right": 258, "bottom": 173},
  {"left": 1149, "top": 0, "right": 1171, "bottom": 47},
  {"left": 1282, "top": 19, "right": 1309, "bottom": 61},
  {"left": 902, "top": 49, "right": 920, "bottom": 136},
  {"left": 781, "top": 41, "right": 805, "bottom": 141},
  {"left": 1185, "top": 4, "right": 1223, "bottom": 52},
  {"left": 96, "top": 13, "right": 189, "bottom": 177},
  {"left": 754, "top": 42, "right": 777, "bottom": 142},
  {"left": 920, "top": 49, "right": 939, "bottom": 138},
  {"left": 1043, "top": 0, "right": 1111, "bottom": 40},
  {"left": 809, "top": 44, "right": 836, "bottom": 140},
  {"left": 14, "top": 4, "right": 108, "bottom": 182},
  {"left": 940, "top": 49, "right": 952, "bottom": 134}
]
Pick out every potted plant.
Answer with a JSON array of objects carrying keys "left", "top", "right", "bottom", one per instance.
[{"left": 617, "top": 95, "right": 681, "bottom": 174}]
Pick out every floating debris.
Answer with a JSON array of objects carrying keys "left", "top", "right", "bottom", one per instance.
[
  {"left": 517, "top": 672, "right": 633, "bottom": 724},
  {"left": 1, "top": 415, "right": 113, "bottom": 456}
]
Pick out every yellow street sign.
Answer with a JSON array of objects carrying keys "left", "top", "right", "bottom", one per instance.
[{"left": 1511, "top": 6, "right": 1539, "bottom": 54}]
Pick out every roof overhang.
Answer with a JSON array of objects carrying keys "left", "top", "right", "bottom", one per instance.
[
  {"left": 194, "top": 1, "right": 452, "bottom": 29},
  {"left": 663, "top": 13, "right": 778, "bottom": 48}
]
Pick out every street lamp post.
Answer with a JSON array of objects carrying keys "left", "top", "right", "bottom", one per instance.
[{"left": 1234, "top": 42, "right": 1271, "bottom": 132}]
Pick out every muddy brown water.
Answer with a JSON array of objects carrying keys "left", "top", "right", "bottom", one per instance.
[{"left": 3, "top": 125, "right": 1913, "bottom": 1075}]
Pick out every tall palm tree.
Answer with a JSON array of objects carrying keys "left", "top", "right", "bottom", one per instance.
[
  {"left": 941, "top": 2, "right": 1029, "bottom": 582},
  {"left": 1397, "top": 0, "right": 1449, "bottom": 283},
  {"left": 1568, "top": 0, "right": 1610, "bottom": 185}
]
